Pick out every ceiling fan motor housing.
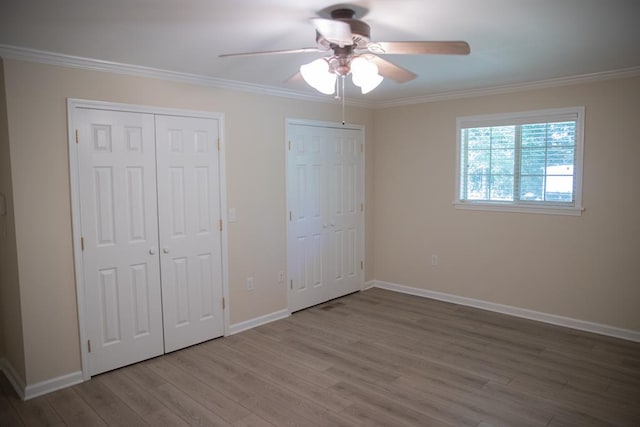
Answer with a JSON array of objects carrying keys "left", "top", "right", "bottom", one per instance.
[{"left": 316, "top": 8, "right": 371, "bottom": 50}]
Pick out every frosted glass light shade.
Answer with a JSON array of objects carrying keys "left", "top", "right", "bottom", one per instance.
[
  {"left": 350, "top": 57, "right": 383, "bottom": 94},
  {"left": 300, "top": 58, "right": 336, "bottom": 95}
]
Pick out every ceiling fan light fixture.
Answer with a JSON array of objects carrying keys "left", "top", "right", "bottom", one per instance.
[
  {"left": 357, "top": 72, "right": 383, "bottom": 94},
  {"left": 350, "top": 57, "right": 383, "bottom": 94},
  {"left": 300, "top": 58, "right": 336, "bottom": 95}
]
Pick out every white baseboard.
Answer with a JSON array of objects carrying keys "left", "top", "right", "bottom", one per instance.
[
  {"left": 363, "top": 280, "right": 375, "bottom": 290},
  {"left": 0, "top": 358, "right": 26, "bottom": 399},
  {"left": 370, "top": 280, "right": 640, "bottom": 343},
  {"left": 24, "top": 370, "right": 84, "bottom": 400},
  {"left": 1, "top": 308, "right": 290, "bottom": 400},
  {"left": 227, "top": 308, "right": 290, "bottom": 336},
  {"left": 0, "top": 357, "right": 84, "bottom": 400}
]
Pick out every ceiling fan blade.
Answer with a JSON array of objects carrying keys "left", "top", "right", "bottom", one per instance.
[
  {"left": 311, "top": 18, "right": 353, "bottom": 46},
  {"left": 369, "top": 41, "right": 470, "bottom": 55},
  {"left": 286, "top": 71, "right": 304, "bottom": 83},
  {"left": 364, "top": 54, "right": 417, "bottom": 83},
  {"left": 219, "top": 47, "right": 323, "bottom": 58}
]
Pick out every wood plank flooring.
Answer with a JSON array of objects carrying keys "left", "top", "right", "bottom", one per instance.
[{"left": 1, "top": 288, "right": 639, "bottom": 426}]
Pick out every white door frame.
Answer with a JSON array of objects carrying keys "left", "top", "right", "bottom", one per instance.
[
  {"left": 67, "top": 99, "right": 230, "bottom": 381},
  {"left": 285, "top": 118, "right": 366, "bottom": 313}
]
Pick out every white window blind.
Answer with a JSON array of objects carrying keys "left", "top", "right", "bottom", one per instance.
[{"left": 455, "top": 107, "right": 584, "bottom": 215}]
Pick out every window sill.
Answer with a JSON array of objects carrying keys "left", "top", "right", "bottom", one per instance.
[{"left": 453, "top": 201, "right": 584, "bottom": 216}]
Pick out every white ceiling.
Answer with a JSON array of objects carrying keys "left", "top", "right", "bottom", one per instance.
[{"left": 1, "top": 0, "right": 639, "bottom": 105}]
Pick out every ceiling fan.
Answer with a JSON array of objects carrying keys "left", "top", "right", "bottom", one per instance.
[{"left": 220, "top": 7, "right": 470, "bottom": 95}]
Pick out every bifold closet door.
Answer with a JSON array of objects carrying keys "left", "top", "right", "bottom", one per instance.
[
  {"left": 77, "top": 108, "right": 164, "bottom": 375},
  {"left": 155, "top": 115, "right": 224, "bottom": 353},
  {"left": 288, "top": 125, "right": 330, "bottom": 312},
  {"left": 327, "top": 128, "right": 363, "bottom": 300},
  {"left": 287, "top": 123, "right": 364, "bottom": 313}
]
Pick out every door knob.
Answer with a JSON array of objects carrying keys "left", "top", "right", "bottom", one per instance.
[
  {"left": 162, "top": 247, "right": 170, "bottom": 254},
  {"left": 323, "top": 223, "right": 328, "bottom": 228},
  {"left": 149, "top": 247, "right": 157, "bottom": 255}
]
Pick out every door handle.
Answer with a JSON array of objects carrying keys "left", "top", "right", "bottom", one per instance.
[
  {"left": 162, "top": 247, "right": 170, "bottom": 254},
  {"left": 323, "top": 223, "right": 328, "bottom": 228},
  {"left": 149, "top": 247, "right": 157, "bottom": 255}
]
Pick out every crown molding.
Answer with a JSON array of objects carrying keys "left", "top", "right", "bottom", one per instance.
[
  {"left": 1, "top": 44, "right": 638, "bottom": 110},
  {"left": 0, "top": 44, "right": 373, "bottom": 108},
  {"left": 374, "top": 66, "right": 640, "bottom": 109}
]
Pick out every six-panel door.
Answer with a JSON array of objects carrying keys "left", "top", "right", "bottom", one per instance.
[
  {"left": 287, "top": 124, "right": 363, "bottom": 312},
  {"left": 77, "top": 108, "right": 225, "bottom": 374},
  {"left": 155, "top": 115, "right": 224, "bottom": 353},
  {"left": 77, "top": 109, "right": 164, "bottom": 375}
]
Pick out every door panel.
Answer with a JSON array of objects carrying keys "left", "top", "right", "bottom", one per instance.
[
  {"left": 287, "top": 123, "right": 363, "bottom": 312},
  {"left": 329, "top": 129, "right": 363, "bottom": 296},
  {"left": 288, "top": 125, "right": 330, "bottom": 312},
  {"left": 156, "top": 115, "right": 224, "bottom": 353},
  {"left": 77, "top": 108, "right": 163, "bottom": 376}
]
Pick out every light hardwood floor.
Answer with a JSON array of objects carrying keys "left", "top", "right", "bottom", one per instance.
[{"left": 1, "top": 288, "right": 639, "bottom": 426}]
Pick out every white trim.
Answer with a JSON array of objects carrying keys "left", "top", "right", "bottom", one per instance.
[
  {"left": 218, "top": 117, "right": 231, "bottom": 337},
  {"left": 23, "top": 371, "right": 83, "bottom": 401},
  {"left": 0, "top": 44, "right": 369, "bottom": 108},
  {"left": 370, "top": 280, "right": 640, "bottom": 343},
  {"left": 67, "top": 99, "right": 230, "bottom": 381},
  {"left": 363, "top": 280, "right": 375, "bottom": 290},
  {"left": 453, "top": 201, "right": 584, "bottom": 216},
  {"left": 2, "top": 44, "right": 639, "bottom": 109},
  {"left": 67, "top": 100, "right": 90, "bottom": 381},
  {"left": 286, "top": 118, "right": 364, "bottom": 131},
  {"left": 68, "top": 98, "right": 225, "bottom": 119},
  {"left": 227, "top": 309, "right": 290, "bottom": 336},
  {"left": 374, "top": 67, "right": 640, "bottom": 109},
  {"left": 0, "top": 358, "right": 26, "bottom": 399}
]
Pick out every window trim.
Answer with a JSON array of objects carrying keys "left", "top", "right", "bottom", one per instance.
[{"left": 454, "top": 107, "right": 585, "bottom": 216}]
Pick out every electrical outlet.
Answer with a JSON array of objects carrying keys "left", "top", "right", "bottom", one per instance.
[
  {"left": 246, "top": 277, "right": 254, "bottom": 291},
  {"left": 278, "top": 271, "right": 285, "bottom": 284},
  {"left": 431, "top": 255, "right": 439, "bottom": 266}
]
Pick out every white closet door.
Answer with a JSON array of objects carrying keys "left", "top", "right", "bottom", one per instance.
[
  {"left": 155, "top": 115, "right": 224, "bottom": 353},
  {"left": 287, "top": 123, "right": 364, "bottom": 312},
  {"left": 288, "top": 124, "right": 330, "bottom": 312},
  {"left": 327, "top": 128, "right": 363, "bottom": 298},
  {"left": 77, "top": 108, "right": 164, "bottom": 375}
]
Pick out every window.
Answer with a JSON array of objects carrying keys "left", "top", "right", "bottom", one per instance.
[{"left": 455, "top": 107, "right": 584, "bottom": 215}]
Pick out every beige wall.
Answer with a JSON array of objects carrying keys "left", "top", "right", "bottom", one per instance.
[
  {"left": 0, "top": 58, "right": 26, "bottom": 381},
  {"left": 2, "top": 58, "right": 375, "bottom": 385},
  {"left": 4, "top": 54, "right": 638, "bottom": 389},
  {"left": 373, "top": 76, "right": 640, "bottom": 331}
]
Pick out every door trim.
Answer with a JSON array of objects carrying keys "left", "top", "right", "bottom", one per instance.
[
  {"left": 67, "top": 99, "right": 229, "bottom": 381},
  {"left": 284, "top": 118, "right": 366, "bottom": 313}
]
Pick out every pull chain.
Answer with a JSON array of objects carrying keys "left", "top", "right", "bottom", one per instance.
[{"left": 341, "top": 75, "right": 346, "bottom": 126}]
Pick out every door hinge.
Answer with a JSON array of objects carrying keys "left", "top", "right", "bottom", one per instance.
[
  {"left": 289, "top": 211, "right": 292, "bottom": 221},
  {"left": 219, "top": 219, "right": 223, "bottom": 231},
  {"left": 360, "top": 203, "right": 364, "bottom": 212},
  {"left": 80, "top": 237, "right": 85, "bottom": 251},
  {"left": 360, "top": 143, "right": 363, "bottom": 153},
  {"left": 217, "top": 138, "right": 221, "bottom": 151},
  {"left": 222, "top": 297, "right": 225, "bottom": 310},
  {"left": 87, "top": 339, "right": 91, "bottom": 353},
  {"left": 361, "top": 260, "right": 364, "bottom": 270},
  {"left": 288, "top": 140, "right": 291, "bottom": 151},
  {"left": 75, "top": 129, "right": 79, "bottom": 144},
  {"left": 290, "top": 279, "right": 293, "bottom": 290}
]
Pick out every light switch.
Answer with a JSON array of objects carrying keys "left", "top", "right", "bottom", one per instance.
[{"left": 228, "top": 207, "right": 237, "bottom": 222}]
